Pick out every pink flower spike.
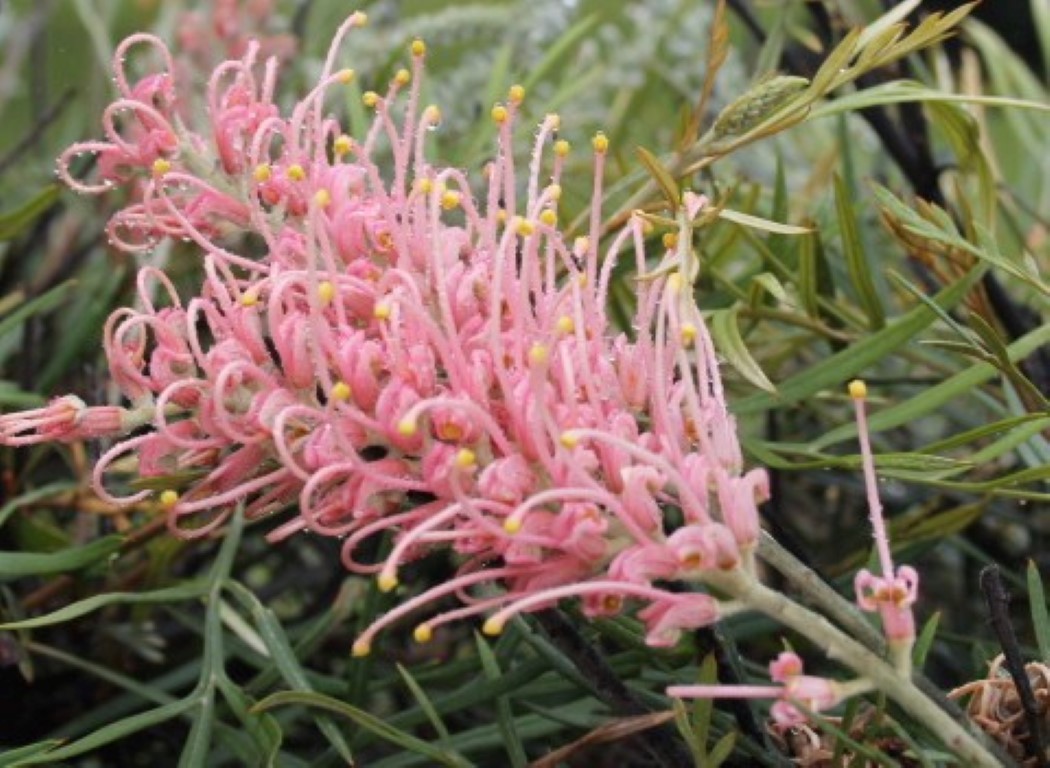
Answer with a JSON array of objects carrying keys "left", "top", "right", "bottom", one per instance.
[{"left": 0, "top": 396, "right": 131, "bottom": 445}]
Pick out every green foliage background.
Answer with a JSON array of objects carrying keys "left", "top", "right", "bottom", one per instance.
[{"left": 0, "top": 0, "right": 1048, "bottom": 765}]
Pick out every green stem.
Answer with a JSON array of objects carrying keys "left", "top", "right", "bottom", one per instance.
[{"left": 708, "top": 567, "right": 1002, "bottom": 768}]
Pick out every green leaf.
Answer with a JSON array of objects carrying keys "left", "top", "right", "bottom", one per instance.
[
  {"left": 0, "top": 280, "right": 77, "bottom": 340},
  {"left": 1027, "top": 561, "right": 1050, "bottom": 662},
  {"left": 0, "top": 740, "right": 65, "bottom": 767},
  {"left": 396, "top": 663, "right": 452, "bottom": 745},
  {"left": 0, "top": 535, "right": 124, "bottom": 580},
  {"left": 733, "top": 265, "right": 986, "bottom": 415},
  {"left": 475, "top": 634, "right": 527, "bottom": 768},
  {"left": 0, "top": 186, "right": 60, "bottom": 241},
  {"left": 13, "top": 697, "right": 197, "bottom": 764},
  {"left": 810, "top": 319, "right": 1050, "bottom": 449},
  {"left": 912, "top": 612, "right": 941, "bottom": 670},
  {"left": 716, "top": 207, "right": 811, "bottom": 235},
  {"left": 252, "top": 691, "right": 471, "bottom": 767},
  {"left": 709, "top": 307, "right": 776, "bottom": 393},
  {"left": 635, "top": 145, "right": 680, "bottom": 207},
  {"left": 0, "top": 580, "right": 209, "bottom": 630},
  {"left": 833, "top": 173, "right": 884, "bottom": 328}
]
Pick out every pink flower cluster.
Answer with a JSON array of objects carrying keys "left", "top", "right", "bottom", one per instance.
[{"left": 1, "top": 14, "right": 770, "bottom": 657}]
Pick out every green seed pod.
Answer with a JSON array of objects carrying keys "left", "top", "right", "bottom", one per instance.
[{"left": 711, "top": 75, "right": 810, "bottom": 140}]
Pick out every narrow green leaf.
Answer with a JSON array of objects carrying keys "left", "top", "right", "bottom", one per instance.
[
  {"left": 810, "top": 319, "right": 1050, "bottom": 449},
  {"left": 475, "top": 634, "right": 527, "bottom": 768},
  {"left": 223, "top": 581, "right": 353, "bottom": 764},
  {"left": 708, "top": 729, "right": 737, "bottom": 768},
  {"left": 0, "top": 535, "right": 124, "bottom": 580},
  {"left": 218, "top": 678, "right": 283, "bottom": 768},
  {"left": 710, "top": 307, "right": 776, "bottom": 393},
  {"left": 0, "top": 740, "right": 65, "bottom": 767},
  {"left": 396, "top": 663, "right": 452, "bottom": 744},
  {"left": 178, "top": 691, "right": 215, "bottom": 768},
  {"left": 733, "top": 265, "right": 986, "bottom": 414},
  {"left": 0, "top": 581, "right": 209, "bottom": 630},
  {"left": 0, "top": 186, "right": 60, "bottom": 241},
  {"left": 912, "top": 612, "right": 941, "bottom": 670},
  {"left": 717, "top": 207, "right": 811, "bottom": 235},
  {"left": 0, "top": 280, "right": 77, "bottom": 340},
  {"left": 635, "top": 146, "right": 680, "bottom": 207},
  {"left": 833, "top": 173, "right": 884, "bottom": 328},
  {"left": 1027, "top": 561, "right": 1050, "bottom": 662},
  {"left": 14, "top": 697, "right": 197, "bottom": 764},
  {"left": 0, "top": 482, "right": 78, "bottom": 529},
  {"left": 252, "top": 691, "right": 470, "bottom": 767}
]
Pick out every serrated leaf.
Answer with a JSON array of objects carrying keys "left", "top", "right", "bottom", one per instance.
[{"left": 709, "top": 307, "right": 776, "bottom": 393}]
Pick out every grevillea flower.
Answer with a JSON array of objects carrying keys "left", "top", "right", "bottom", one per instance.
[
  {"left": 667, "top": 651, "right": 847, "bottom": 727},
  {"left": 1, "top": 14, "right": 771, "bottom": 663}
]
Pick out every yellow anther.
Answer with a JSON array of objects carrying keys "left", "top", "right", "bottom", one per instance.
[
  {"left": 415, "top": 178, "right": 433, "bottom": 194},
  {"left": 333, "top": 134, "right": 354, "bottom": 156},
  {"left": 848, "top": 379, "right": 868, "bottom": 399},
  {"left": 397, "top": 417, "right": 418, "bottom": 437},
  {"left": 317, "top": 280, "right": 336, "bottom": 304},
  {"left": 559, "top": 431, "right": 579, "bottom": 449},
  {"left": 286, "top": 164, "right": 306, "bottom": 182},
  {"left": 556, "top": 315, "right": 574, "bottom": 334},
  {"left": 240, "top": 290, "right": 259, "bottom": 307},
  {"left": 411, "top": 38, "right": 426, "bottom": 57},
  {"left": 539, "top": 209, "right": 557, "bottom": 227},
  {"left": 330, "top": 381, "right": 351, "bottom": 402},
  {"left": 423, "top": 105, "right": 441, "bottom": 125},
  {"left": 528, "top": 343, "right": 549, "bottom": 366},
  {"left": 413, "top": 624, "right": 433, "bottom": 644},
  {"left": 573, "top": 236, "right": 589, "bottom": 255},
  {"left": 508, "top": 84, "right": 525, "bottom": 104},
  {"left": 394, "top": 68, "right": 411, "bottom": 86},
  {"left": 363, "top": 91, "right": 380, "bottom": 108},
  {"left": 546, "top": 184, "right": 562, "bottom": 201},
  {"left": 351, "top": 639, "right": 371, "bottom": 657},
  {"left": 159, "top": 489, "right": 179, "bottom": 507},
  {"left": 440, "top": 190, "right": 461, "bottom": 210},
  {"left": 336, "top": 68, "right": 355, "bottom": 84},
  {"left": 514, "top": 217, "right": 535, "bottom": 236},
  {"left": 491, "top": 104, "right": 509, "bottom": 124},
  {"left": 544, "top": 113, "right": 561, "bottom": 130},
  {"left": 455, "top": 448, "right": 477, "bottom": 469},
  {"left": 681, "top": 323, "right": 697, "bottom": 346},
  {"left": 373, "top": 300, "right": 392, "bottom": 320},
  {"left": 151, "top": 158, "right": 171, "bottom": 177},
  {"left": 351, "top": 11, "right": 367, "bottom": 27},
  {"left": 641, "top": 219, "right": 654, "bottom": 235},
  {"left": 554, "top": 139, "right": 571, "bottom": 157},
  {"left": 313, "top": 188, "right": 332, "bottom": 208},
  {"left": 252, "top": 163, "right": 272, "bottom": 182},
  {"left": 482, "top": 617, "right": 504, "bottom": 637},
  {"left": 503, "top": 518, "right": 522, "bottom": 534},
  {"left": 496, "top": 209, "right": 507, "bottom": 224},
  {"left": 667, "top": 272, "right": 684, "bottom": 292},
  {"left": 592, "top": 131, "right": 609, "bottom": 153},
  {"left": 377, "top": 573, "right": 398, "bottom": 593},
  {"left": 662, "top": 232, "right": 679, "bottom": 250}
]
